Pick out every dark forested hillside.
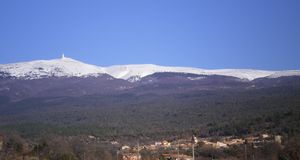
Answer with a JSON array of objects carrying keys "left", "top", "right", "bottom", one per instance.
[
  {"left": 0, "top": 81, "right": 299, "bottom": 140},
  {"left": 0, "top": 74, "right": 300, "bottom": 160}
]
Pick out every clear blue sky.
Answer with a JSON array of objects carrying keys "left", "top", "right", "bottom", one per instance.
[{"left": 0, "top": 0, "right": 299, "bottom": 70}]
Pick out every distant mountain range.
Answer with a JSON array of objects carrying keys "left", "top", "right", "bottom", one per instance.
[
  {"left": 0, "top": 55, "right": 300, "bottom": 102},
  {"left": 1, "top": 55, "right": 300, "bottom": 81}
]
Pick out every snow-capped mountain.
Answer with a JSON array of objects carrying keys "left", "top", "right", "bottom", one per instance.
[
  {"left": 105, "top": 64, "right": 276, "bottom": 81},
  {"left": 0, "top": 55, "right": 299, "bottom": 81},
  {"left": 0, "top": 55, "right": 105, "bottom": 79}
]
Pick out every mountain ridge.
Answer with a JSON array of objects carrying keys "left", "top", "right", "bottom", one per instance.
[{"left": 1, "top": 56, "right": 300, "bottom": 81}]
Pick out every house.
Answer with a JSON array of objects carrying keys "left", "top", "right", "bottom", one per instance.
[
  {"left": 215, "top": 142, "right": 228, "bottom": 148},
  {"left": 261, "top": 134, "right": 270, "bottom": 139},
  {"left": 162, "top": 140, "right": 171, "bottom": 147},
  {"left": 155, "top": 141, "right": 162, "bottom": 146},
  {"left": 275, "top": 135, "right": 282, "bottom": 144},
  {"left": 146, "top": 144, "right": 157, "bottom": 150},
  {"left": 122, "top": 145, "right": 131, "bottom": 150},
  {"left": 88, "top": 135, "right": 96, "bottom": 139},
  {"left": 111, "top": 141, "right": 119, "bottom": 145},
  {"left": 203, "top": 140, "right": 228, "bottom": 149},
  {"left": 122, "top": 153, "right": 141, "bottom": 160}
]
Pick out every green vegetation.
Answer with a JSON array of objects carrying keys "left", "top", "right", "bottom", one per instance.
[{"left": 1, "top": 86, "right": 300, "bottom": 139}]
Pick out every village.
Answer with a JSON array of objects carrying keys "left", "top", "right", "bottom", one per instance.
[
  {"left": 0, "top": 132, "right": 284, "bottom": 160},
  {"left": 106, "top": 133, "right": 283, "bottom": 160}
]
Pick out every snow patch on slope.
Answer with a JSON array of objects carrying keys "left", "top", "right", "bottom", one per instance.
[
  {"left": 187, "top": 77, "right": 206, "bottom": 81},
  {"left": 268, "top": 70, "right": 300, "bottom": 78},
  {"left": 104, "top": 64, "right": 275, "bottom": 81}
]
